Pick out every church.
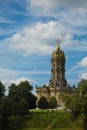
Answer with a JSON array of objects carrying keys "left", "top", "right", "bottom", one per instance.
[{"left": 36, "top": 39, "right": 75, "bottom": 107}]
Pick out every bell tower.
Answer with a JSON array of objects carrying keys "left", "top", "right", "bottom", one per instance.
[
  {"left": 49, "top": 39, "right": 67, "bottom": 90},
  {"left": 36, "top": 38, "right": 68, "bottom": 107}
]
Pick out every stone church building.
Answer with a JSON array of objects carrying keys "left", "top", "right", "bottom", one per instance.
[{"left": 36, "top": 40, "right": 75, "bottom": 107}]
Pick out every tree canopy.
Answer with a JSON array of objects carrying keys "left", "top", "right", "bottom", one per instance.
[
  {"left": 38, "top": 96, "right": 48, "bottom": 109},
  {"left": 49, "top": 97, "right": 57, "bottom": 109},
  {"left": 63, "top": 79, "right": 87, "bottom": 129},
  {"left": 0, "top": 80, "right": 36, "bottom": 127},
  {"left": 0, "top": 81, "right": 5, "bottom": 98}
]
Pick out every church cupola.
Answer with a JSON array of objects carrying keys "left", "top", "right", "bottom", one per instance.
[{"left": 52, "top": 41, "right": 65, "bottom": 60}]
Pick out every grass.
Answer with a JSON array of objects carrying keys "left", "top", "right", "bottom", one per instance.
[{"left": 3, "top": 110, "right": 83, "bottom": 130}]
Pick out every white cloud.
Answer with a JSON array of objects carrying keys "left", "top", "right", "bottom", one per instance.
[
  {"left": 80, "top": 72, "right": 87, "bottom": 79},
  {"left": 3, "top": 21, "right": 79, "bottom": 56},
  {"left": 67, "top": 56, "right": 87, "bottom": 74},
  {"left": 0, "top": 67, "right": 37, "bottom": 93},
  {"left": 27, "top": 0, "right": 58, "bottom": 15},
  {"left": 0, "top": 68, "right": 17, "bottom": 79},
  {"left": 0, "top": 17, "right": 12, "bottom": 24},
  {"left": 0, "top": 67, "right": 50, "bottom": 78},
  {"left": 13, "top": 77, "right": 36, "bottom": 85},
  {"left": 27, "top": 0, "right": 87, "bottom": 27},
  {"left": 0, "top": 67, "right": 50, "bottom": 85},
  {"left": 1, "top": 1, "right": 87, "bottom": 57},
  {"left": 66, "top": 65, "right": 79, "bottom": 74},
  {"left": 27, "top": 0, "right": 87, "bottom": 14},
  {"left": 0, "top": 68, "right": 50, "bottom": 94},
  {"left": 3, "top": 77, "right": 36, "bottom": 86},
  {"left": 79, "top": 57, "right": 87, "bottom": 67}
]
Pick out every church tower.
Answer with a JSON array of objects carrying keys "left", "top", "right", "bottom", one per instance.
[
  {"left": 36, "top": 39, "right": 67, "bottom": 107},
  {"left": 49, "top": 39, "right": 67, "bottom": 101}
]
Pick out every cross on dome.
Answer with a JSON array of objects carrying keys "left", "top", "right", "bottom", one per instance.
[{"left": 56, "top": 38, "right": 61, "bottom": 47}]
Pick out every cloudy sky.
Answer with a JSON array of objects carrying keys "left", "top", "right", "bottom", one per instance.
[{"left": 0, "top": 0, "right": 87, "bottom": 92}]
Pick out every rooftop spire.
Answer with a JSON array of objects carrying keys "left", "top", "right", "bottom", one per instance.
[{"left": 56, "top": 38, "right": 61, "bottom": 47}]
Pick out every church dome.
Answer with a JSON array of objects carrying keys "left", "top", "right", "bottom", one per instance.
[{"left": 52, "top": 45, "right": 65, "bottom": 59}]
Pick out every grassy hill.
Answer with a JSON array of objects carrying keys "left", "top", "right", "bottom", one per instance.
[{"left": 4, "top": 110, "right": 83, "bottom": 130}]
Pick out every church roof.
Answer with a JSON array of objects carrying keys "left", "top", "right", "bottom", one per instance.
[{"left": 52, "top": 44, "right": 65, "bottom": 59}]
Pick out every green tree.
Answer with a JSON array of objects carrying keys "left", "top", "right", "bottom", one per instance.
[
  {"left": 17, "top": 98, "right": 29, "bottom": 116},
  {"left": 9, "top": 83, "right": 17, "bottom": 97},
  {"left": 29, "top": 94, "right": 37, "bottom": 109},
  {"left": 0, "top": 81, "right": 5, "bottom": 98},
  {"left": 9, "top": 83, "right": 19, "bottom": 115},
  {"left": 17, "top": 81, "right": 33, "bottom": 102},
  {"left": 38, "top": 96, "right": 48, "bottom": 109},
  {"left": 8, "top": 81, "right": 36, "bottom": 116},
  {"left": 63, "top": 93, "right": 80, "bottom": 121},
  {"left": 17, "top": 81, "right": 36, "bottom": 109},
  {"left": 17, "top": 80, "right": 33, "bottom": 92},
  {"left": 78, "top": 79, "right": 87, "bottom": 95},
  {"left": 49, "top": 97, "right": 57, "bottom": 109},
  {"left": 0, "top": 96, "right": 11, "bottom": 124},
  {"left": 63, "top": 79, "right": 87, "bottom": 129},
  {"left": 78, "top": 79, "right": 87, "bottom": 129},
  {"left": 62, "top": 94, "right": 72, "bottom": 109}
]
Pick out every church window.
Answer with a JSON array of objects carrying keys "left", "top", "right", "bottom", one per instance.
[{"left": 53, "top": 64, "right": 55, "bottom": 68}]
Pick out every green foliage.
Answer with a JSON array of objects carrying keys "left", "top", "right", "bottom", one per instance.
[
  {"left": 17, "top": 80, "right": 33, "bottom": 93},
  {"left": 63, "top": 79, "right": 87, "bottom": 130},
  {"left": 17, "top": 98, "right": 29, "bottom": 116},
  {"left": 9, "top": 81, "right": 36, "bottom": 111},
  {"left": 29, "top": 94, "right": 37, "bottom": 109},
  {"left": 0, "top": 96, "right": 11, "bottom": 123},
  {"left": 62, "top": 94, "right": 72, "bottom": 109},
  {"left": 38, "top": 96, "right": 48, "bottom": 109},
  {"left": 79, "top": 95, "right": 87, "bottom": 120},
  {"left": 17, "top": 81, "right": 35, "bottom": 108},
  {"left": 9, "top": 83, "right": 17, "bottom": 97},
  {"left": 78, "top": 79, "right": 87, "bottom": 95},
  {"left": 49, "top": 96, "right": 57, "bottom": 109},
  {"left": 78, "top": 79, "right": 87, "bottom": 120},
  {"left": 7, "top": 80, "right": 36, "bottom": 118},
  {"left": 0, "top": 81, "right": 5, "bottom": 98},
  {"left": 0, "top": 80, "right": 37, "bottom": 129},
  {"left": 63, "top": 93, "right": 81, "bottom": 121}
]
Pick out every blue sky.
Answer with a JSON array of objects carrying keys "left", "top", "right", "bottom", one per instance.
[{"left": 0, "top": 0, "right": 87, "bottom": 92}]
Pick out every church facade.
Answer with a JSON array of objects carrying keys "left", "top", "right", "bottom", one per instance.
[{"left": 36, "top": 41, "right": 73, "bottom": 107}]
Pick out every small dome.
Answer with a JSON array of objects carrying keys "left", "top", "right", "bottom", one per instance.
[{"left": 52, "top": 45, "right": 65, "bottom": 59}]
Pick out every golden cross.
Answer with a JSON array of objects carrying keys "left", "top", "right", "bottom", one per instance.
[{"left": 56, "top": 38, "right": 61, "bottom": 46}]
